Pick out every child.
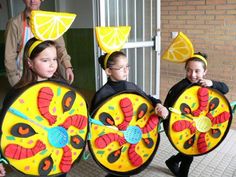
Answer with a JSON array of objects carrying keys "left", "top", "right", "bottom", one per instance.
[
  {"left": 2, "top": 37, "right": 67, "bottom": 177},
  {"left": 14, "top": 37, "right": 64, "bottom": 89},
  {"left": 90, "top": 51, "right": 169, "bottom": 177},
  {"left": 164, "top": 52, "right": 229, "bottom": 177}
]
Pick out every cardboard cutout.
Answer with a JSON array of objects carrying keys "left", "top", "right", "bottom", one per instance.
[
  {"left": 0, "top": 81, "right": 88, "bottom": 176},
  {"left": 164, "top": 85, "right": 232, "bottom": 156},
  {"left": 89, "top": 92, "right": 160, "bottom": 176}
]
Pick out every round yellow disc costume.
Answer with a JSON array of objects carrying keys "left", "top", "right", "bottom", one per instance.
[
  {"left": 164, "top": 85, "right": 232, "bottom": 156},
  {"left": 89, "top": 93, "right": 160, "bottom": 176},
  {"left": 0, "top": 81, "right": 88, "bottom": 176}
]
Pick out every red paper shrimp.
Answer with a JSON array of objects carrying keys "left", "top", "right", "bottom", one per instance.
[
  {"left": 38, "top": 87, "right": 57, "bottom": 125},
  {"left": 117, "top": 98, "right": 133, "bottom": 130}
]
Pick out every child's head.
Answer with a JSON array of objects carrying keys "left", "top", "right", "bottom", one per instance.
[
  {"left": 15, "top": 37, "right": 60, "bottom": 88},
  {"left": 185, "top": 52, "right": 208, "bottom": 83},
  {"left": 23, "top": 0, "right": 42, "bottom": 11},
  {"left": 98, "top": 51, "right": 130, "bottom": 81}
]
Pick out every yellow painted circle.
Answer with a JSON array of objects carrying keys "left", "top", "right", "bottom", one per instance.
[
  {"left": 89, "top": 93, "right": 160, "bottom": 175},
  {"left": 0, "top": 81, "right": 88, "bottom": 176},
  {"left": 167, "top": 85, "right": 232, "bottom": 156}
]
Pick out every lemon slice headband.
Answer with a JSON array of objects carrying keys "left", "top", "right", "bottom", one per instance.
[
  {"left": 162, "top": 32, "right": 207, "bottom": 66},
  {"left": 28, "top": 10, "right": 76, "bottom": 57},
  {"left": 95, "top": 26, "right": 131, "bottom": 69}
]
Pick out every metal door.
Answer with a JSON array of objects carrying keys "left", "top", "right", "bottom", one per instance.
[{"left": 93, "top": 0, "right": 161, "bottom": 98}]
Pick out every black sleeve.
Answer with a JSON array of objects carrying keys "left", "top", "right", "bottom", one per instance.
[
  {"left": 147, "top": 95, "right": 162, "bottom": 106},
  {"left": 211, "top": 80, "right": 229, "bottom": 94}
]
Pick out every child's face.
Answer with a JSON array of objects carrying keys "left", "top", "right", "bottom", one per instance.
[
  {"left": 186, "top": 60, "right": 207, "bottom": 83},
  {"left": 106, "top": 55, "right": 129, "bottom": 81},
  {"left": 28, "top": 46, "right": 58, "bottom": 81}
]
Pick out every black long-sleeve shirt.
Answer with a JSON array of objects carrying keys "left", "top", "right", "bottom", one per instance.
[
  {"left": 90, "top": 79, "right": 161, "bottom": 113},
  {"left": 164, "top": 78, "right": 229, "bottom": 108}
]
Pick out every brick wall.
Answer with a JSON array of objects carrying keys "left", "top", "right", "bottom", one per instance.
[{"left": 160, "top": 0, "right": 236, "bottom": 128}]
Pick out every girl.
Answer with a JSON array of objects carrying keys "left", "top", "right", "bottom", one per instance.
[
  {"left": 90, "top": 51, "right": 169, "bottom": 177},
  {"left": 164, "top": 52, "right": 229, "bottom": 177},
  {"left": 2, "top": 37, "right": 67, "bottom": 177},
  {"left": 15, "top": 37, "right": 63, "bottom": 88}
]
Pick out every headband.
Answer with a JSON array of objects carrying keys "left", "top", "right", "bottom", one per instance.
[
  {"left": 28, "top": 40, "right": 43, "bottom": 57},
  {"left": 104, "top": 53, "right": 112, "bottom": 69},
  {"left": 192, "top": 54, "right": 207, "bottom": 66}
]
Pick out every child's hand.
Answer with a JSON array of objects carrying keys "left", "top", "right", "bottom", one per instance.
[
  {"left": 198, "top": 79, "right": 213, "bottom": 87},
  {"left": 0, "top": 163, "right": 6, "bottom": 176},
  {"left": 155, "top": 103, "right": 169, "bottom": 119}
]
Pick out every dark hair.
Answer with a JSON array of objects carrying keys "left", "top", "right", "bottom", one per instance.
[
  {"left": 98, "top": 51, "right": 127, "bottom": 70},
  {"left": 14, "top": 37, "right": 62, "bottom": 88},
  {"left": 185, "top": 52, "right": 208, "bottom": 70}
]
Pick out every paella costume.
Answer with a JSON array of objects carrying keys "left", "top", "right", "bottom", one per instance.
[
  {"left": 0, "top": 11, "right": 87, "bottom": 176},
  {"left": 89, "top": 26, "right": 161, "bottom": 177},
  {"left": 89, "top": 82, "right": 161, "bottom": 176},
  {"left": 164, "top": 79, "right": 230, "bottom": 177},
  {"left": 0, "top": 80, "right": 89, "bottom": 176},
  {"left": 162, "top": 33, "right": 232, "bottom": 177}
]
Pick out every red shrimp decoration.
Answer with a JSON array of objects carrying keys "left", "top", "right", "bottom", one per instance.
[
  {"left": 170, "top": 86, "right": 232, "bottom": 155},
  {"left": 95, "top": 133, "right": 126, "bottom": 148},
  {"left": 197, "top": 133, "right": 207, "bottom": 153},
  {"left": 192, "top": 87, "right": 209, "bottom": 116},
  {"left": 117, "top": 98, "right": 133, "bottom": 130},
  {"left": 61, "top": 114, "right": 87, "bottom": 130},
  {"left": 59, "top": 145, "right": 72, "bottom": 173},
  {"left": 206, "top": 112, "right": 230, "bottom": 125},
  {"left": 38, "top": 87, "right": 57, "bottom": 125},
  {"left": 172, "top": 120, "right": 196, "bottom": 134},
  {"left": 4, "top": 140, "right": 46, "bottom": 160},
  {"left": 128, "top": 144, "right": 143, "bottom": 167},
  {"left": 141, "top": 114, "right": 159, "bottom": 134}
]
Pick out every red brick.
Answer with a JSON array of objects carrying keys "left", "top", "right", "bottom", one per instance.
[{"left": 206, "top": 0, "right": 226, "bottom": 5}]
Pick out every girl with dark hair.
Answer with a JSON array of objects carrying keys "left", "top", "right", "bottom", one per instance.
[
  {"left": 14, "top": 37, "right": 63, "bottom": 89},
  {"left": 90, "top": 51, "right": 169, "bottom": 177},
  {"left": 164, "top": 52, "right": 229, "bottom": 177},
  {"left": 2, "top": 37, "right": 68, "bottom": 177}
]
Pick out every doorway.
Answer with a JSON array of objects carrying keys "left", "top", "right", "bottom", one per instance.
[{"left": 93, "top": 0, "right": 161, "bottom": 98}]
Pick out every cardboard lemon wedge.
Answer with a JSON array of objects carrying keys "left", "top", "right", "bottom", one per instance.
[
  {"left": 162, "top": 32, "right": 194, "bottom": 63},
  {"left": 95, "top": 26, "right": 131, "bottom": 53},
  {"left": 30, "top": 10, "right": 76, "bottom": 41}
]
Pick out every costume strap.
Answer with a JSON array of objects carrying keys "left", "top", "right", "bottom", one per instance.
[
  {"left": 192, "top": 54, "right": 207, "bottom": 66},
  {"left": 28, "top": 40, "right": 43, "bottom": 57}
]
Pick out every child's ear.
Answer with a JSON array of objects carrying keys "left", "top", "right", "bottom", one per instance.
[
  {"left": 27, "top": 58, "right": 33, "bottom": 68},
  {"left": 105, "top": 68, "right": 112, "bottom": 76}
]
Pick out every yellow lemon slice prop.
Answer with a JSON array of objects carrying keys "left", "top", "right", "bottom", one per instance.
[
  {"left": 95, "top": 26, "right": 131, "bottom": 53},
  {"left": 162, "top": 32, "right": 194, "bottom": 63},
  {"left": 30, "top": 10, "right": 76, "bottom": 41}
]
